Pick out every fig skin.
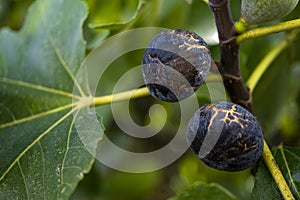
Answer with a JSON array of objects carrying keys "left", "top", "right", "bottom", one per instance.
[
  {"left": 241, "top": 0, "right": 299, "bottom": 25},
  {"left": 142, "top": 29, "right": 211, "bottom": 102},
  {"left": 186, "top": 102, "right": 264, "bottom": 171}
]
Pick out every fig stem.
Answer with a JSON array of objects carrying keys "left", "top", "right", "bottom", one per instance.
[
  {"left": 234, "top": 17, "right": 249, "bottom": 33},
  {"left": 92, "top": 87, "right": 150, "bottom": 106},
  {"left": 247, "top": 31, "right": 299, "bottom": 200},
  {"left": 247, "top": 30, "right": 299, "bottom": 92},
  {"left": 246, "top": 40, "right": 288, "bottom": 92},
  {"left": 262, "top": 141, "right": 295, "bottom": 200},
  {"left": 91, "top": 74, "right": 222, "bottom": 106},
  {"left": 237, "top": 19, "right": 300, "bottom": 44}
]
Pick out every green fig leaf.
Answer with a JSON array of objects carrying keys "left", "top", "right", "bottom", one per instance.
[
  {"left": 253, "top": 40, "right": 295, "bottom": 136},
  {"left": 169, "top": 182, "right": 238, "bottom": 200},
  {"left": 89, "top": 0, "right": 151, "bottom": 30},
  {"left": 252, "top": 146, "right": 300, "bottom": 199},
  {"left": 0, "top": 0, "right": 103, "bottom": 198}
]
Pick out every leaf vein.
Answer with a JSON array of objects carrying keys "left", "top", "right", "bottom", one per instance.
[
  {"left": 60, "top": 109, "right": 80, "bottom": 187},
  {"left": 0, "top": 77, "right": 80, "bottom": 99},
  {"left": 37, "top": 3, "right": 85, "bottom": 98},
  {"left": 62, "top": 166, "right": 83, "bottom": 170},
  {"left": 67, "top": 146, "right": 84, "bottom": 150},
  {"left": 0, "top": 108, "right": 77, "bottom": 182},
  {"left": 17, "top": 160, "right": 30, "bottom": 200},
  {"left": 38, "top": 141, "right": 46, "bottom": 200},
  {"left": 284, "top": 149, "right": 300, "bottom": 161},
  {"left": 280, "top": 147, "right": 300, "bottom": 197},
  {"left": 0, "top": 103, "right": 74, "bottom": 129},
  {"left": 48, "top": 37, "right": 85, "bottom": 97}
]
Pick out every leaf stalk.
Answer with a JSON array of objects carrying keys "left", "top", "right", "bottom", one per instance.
[
  {"left": 263, "top": 141, "right": 295, "bottom": 200},
  {"left": 247, "top": 32, "right": 300, "bottom": 200},
  {"left": 237, "top": 19, "right": 300, "bottom": 44},
  {"left": 92, "top": 87, "right": 149, "bottom": 106}
]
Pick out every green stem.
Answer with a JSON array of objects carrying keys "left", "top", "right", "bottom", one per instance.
[
  {"left": 92, "top": 87, "right": 150, "bottom": 106},
  {"left": 247, "top": 31, "right": 299, "bottom": 92},
  {"left": 237, "top": 19, "right": 300, "bottom": 44},
  {"left": 89, "top": 28, "right": 299, "bottom": 200},
  {"left": 247, "top": 33, "right": 299, "bottom": 200},
  {"left": 246, "top": 40, "right": 288, "bottom": 92},
  {"left": 263, "top": 141, "right": 295, "bottom": 200},
  {"left": 91, "top": 74, "right": 222, "bottom": 106},
  {"left": 234, "top": 17, "right": 250, "bottom": 33}
]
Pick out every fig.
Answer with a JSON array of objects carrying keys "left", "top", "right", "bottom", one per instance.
[
  {"left": 142, "top": 29, "right": 211, "bottom": 102},
  {"left": 241, "top": 0, "right": 299, "bottom": 25},
  {"left": 186, "top": 101, "right": 264, "bottom": 171}
]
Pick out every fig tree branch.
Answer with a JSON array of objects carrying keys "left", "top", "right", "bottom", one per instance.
[
  {"left": 208, "top": 0, "right": 296, "bottom": 199},
  {"left": 208, "top": 0, "right": 253, "bottom": 112}
]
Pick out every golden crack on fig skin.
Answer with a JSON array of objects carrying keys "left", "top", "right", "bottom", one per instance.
[{"left": 208, "top": 103, "right": 251, "bottom": 130}]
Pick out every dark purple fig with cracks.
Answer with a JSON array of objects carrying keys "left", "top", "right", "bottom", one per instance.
[
  {"left": 186, "top": 101, "right": 264, "bottom": 171},
  {"left": 142, "top": 29, "right": 211, "bottom": 102}
]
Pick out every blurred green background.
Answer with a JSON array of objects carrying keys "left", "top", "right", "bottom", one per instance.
[{"left": 1, "top": 0, "right": 299, "bottom": 199}]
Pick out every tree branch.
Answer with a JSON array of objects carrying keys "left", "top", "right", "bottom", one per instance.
[
  {"left": 209, "top": 1, "right": 296, "bottom": 199},
  {"left": 208, "top": 0, "right": 252, "bottom": 112}
]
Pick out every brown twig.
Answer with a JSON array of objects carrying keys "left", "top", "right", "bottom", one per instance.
[
  {"left": 208, "top": 0, "right": 253, "bottom": 112},
  {"left": 208, "top": 1, "right": 296, "bottom": 199}
]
